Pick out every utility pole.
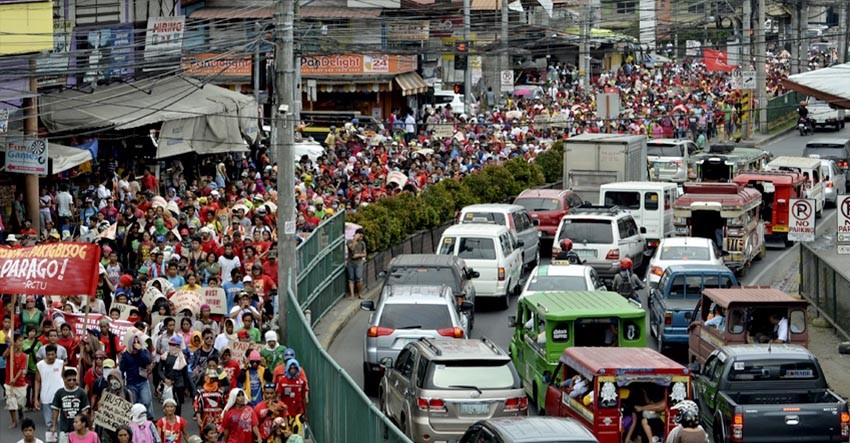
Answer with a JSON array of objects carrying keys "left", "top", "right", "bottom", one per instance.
[
  {"left": 579, "top": 0, "right": 589, "bottom": 86},
  {"left": 501, "top": 0, "right": 509, "bottom": 97},
  {"left": 463, "top": 0, "right": 472, "bottom": 111},
  {"left": 755, "top": 0, "right": 766, "bottom": 133},
  {"left": 24, "top": 59, "right": 39, "bottom": 234},
  {"left": 274, "top": 0, "right": 296, "bottom": 341},
  {"left": 742, "top": 0, "right": 750, "bottom": 67},
  {"left": 839, "top": 3, "right": 848, "bottom": 63}
]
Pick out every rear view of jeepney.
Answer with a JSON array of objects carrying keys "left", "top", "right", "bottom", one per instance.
[{"left": 673, "top": 183, "right": 764, "bottom": 272}]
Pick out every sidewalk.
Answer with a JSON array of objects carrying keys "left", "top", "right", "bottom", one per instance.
[{"left": 315, "top": 285, "right": 381, "bottom": 349}]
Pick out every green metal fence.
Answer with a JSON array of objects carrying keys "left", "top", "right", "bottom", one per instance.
[
  {"left": 296, "top": 210, "right": 347, "bottom": 324},
  {"left": 764, "top": 91, "right": 802, "bottom": 132},
  {"left": 286, "top": 283, "right": 412, "bottom": 443}
]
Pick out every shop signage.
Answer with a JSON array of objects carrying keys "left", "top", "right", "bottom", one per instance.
[
  {"left": 73, "top": 25, "right": 135, "bottom": 85},
  {"left": 387, "top": 21, "right": 429, "bottom": 40},
  {"left": 4, "top": 137, "right": 48, "bottom": 175},
  {"left": 430, "top": 17, "right": 463, "bottom": 38},
  {"left": 301, "top": 54, "right": 416, "bottom": 76},
  {"left": 36, "top": 19, "right": 74, "bottom": 87},
  {"left": 0, "top": 242, "right": 101, "bottom": 295},
  {"left": 183, "top": 53, "right": 252, "bottom": 78},
  {"left": 144, "top": 16, "right": 185, "bottom": 60}
]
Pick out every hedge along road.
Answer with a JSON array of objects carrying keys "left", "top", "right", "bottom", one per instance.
[{"left": 327, "top": 127, "right": 845, "bottom": 413}]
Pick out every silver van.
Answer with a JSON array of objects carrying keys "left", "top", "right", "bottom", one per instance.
[{"left": 459, "top": 203, "right": 540, "bottom": 269}]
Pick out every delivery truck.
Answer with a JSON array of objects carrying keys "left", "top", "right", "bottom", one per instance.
[{"left": 563, "top": 134, "right": 648, "bottom": 202}]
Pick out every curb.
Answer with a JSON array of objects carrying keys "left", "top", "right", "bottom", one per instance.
[
  {"left": 737, "top": 124, "right": 795, "bottom": 148},
  {"left": 316, "top": 284, "right": 381, "bottom": 349}
]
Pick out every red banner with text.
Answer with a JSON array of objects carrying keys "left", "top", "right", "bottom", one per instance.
[{"left": 0, "top": 242, "right": 101, "bottom": 296}]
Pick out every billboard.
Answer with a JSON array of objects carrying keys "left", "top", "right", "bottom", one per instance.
[{"left": 4, "top": 137, "right": 48, "bottom": 175}]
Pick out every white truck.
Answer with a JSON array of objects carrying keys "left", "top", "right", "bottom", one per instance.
[
  {"left": 808, "top": 97, "right": 846, "bottom": 131},
  {"left": 563, "top": 134, "right": 648, "bottom": 202}
]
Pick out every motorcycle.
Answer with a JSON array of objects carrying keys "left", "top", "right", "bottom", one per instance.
[{"left": 798, "top": 117, "right": 813, "bottom": 136}]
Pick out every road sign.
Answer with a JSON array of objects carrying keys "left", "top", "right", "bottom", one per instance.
[
  {"left": 788, "top": 198, "right": 816, "bottom": 242},
  {"left": 730, "top": 67, "right": 742, "bottom": 90},
  {"left": 500, "top": 70, "right": 514, "bottom": 90},
  {"left": 837, "top": 195, "right": 850, "bottom": 243},
  {"left": 838, "top": 244, "right": 850, "bottom": 255},
  {"left": 741, "top": 70, "right": 756, "bottom": 90}
]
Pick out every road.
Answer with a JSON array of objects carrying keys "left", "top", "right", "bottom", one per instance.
[{"left": 328, "top": 125, "right": 847, "bottom": 400}]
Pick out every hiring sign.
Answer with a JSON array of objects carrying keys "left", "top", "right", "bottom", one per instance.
[{"left": 788, "top": 198, "right": 816, "bottom": 242}]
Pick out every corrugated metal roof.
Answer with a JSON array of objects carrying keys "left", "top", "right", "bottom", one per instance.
[
  {"left": 302, "top": 7, "right": 381, "bottom": 17},
  {"left": 702, "top": 287, "right": 808, "bottom": 308},
  {"left": 395, "top": 71, "right": 428, "bottom": 96},
  {"left": 190, "top": 7, "right": 273, "bottom": 18},
  {"left": 560, "top": 347, "right": 687, "bottom": 373},
  {"left": 524, "top": 291, "right": 645, "bottom": 320},
  {"left": 784, "top": 63, "right": 850, "bottom": 109},
  {"left": 732, "top": 170, "right": 805, "bottom": 185}
]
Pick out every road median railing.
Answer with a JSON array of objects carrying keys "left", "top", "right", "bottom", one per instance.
[
  {"left": 296, "top": 210, "right": 347, "bottom": 325},
  {"left": 799, "top": 241, "right": 850, "bottom": 341}
]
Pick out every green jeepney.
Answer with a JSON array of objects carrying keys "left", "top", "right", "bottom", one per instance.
[
  {"left": 508, "top": 291, "right": 647, "bottom": 410},
  {"left": 689, "top": 144, "right": 771, "bottom": 182}
]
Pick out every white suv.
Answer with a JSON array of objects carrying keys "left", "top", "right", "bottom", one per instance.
[{"left": 553, "top": 206, "right": 646, "bottom": 284}]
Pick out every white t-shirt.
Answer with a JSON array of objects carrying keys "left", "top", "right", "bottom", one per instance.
[
  {"left": 16, "top": 439, "right": 45, "bottom": 443},
  {"left": 36, "top": 345, "right": 68, "bottom": 362},
  {"left": 775, "top": 317, "right": 789, "bottom": 342},
  {"left": 218, "top": 255, "right": 241, "bottom": 284},
  {"left": 55, "top": 192, "right": 74, "bottom": 218},
  {"left": 36, "top": 358, "right": 65, "bottom": 404}
]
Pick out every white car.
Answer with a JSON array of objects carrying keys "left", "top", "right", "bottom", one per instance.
[
  {"left": 519, "top": 263, "right": 607, "bottom": 300},
  {"left": 645, "top": 237, "right": 724, "bottom": 287},
  {"left": 821, "top": 159, "right": 847, "bottom": 206}
]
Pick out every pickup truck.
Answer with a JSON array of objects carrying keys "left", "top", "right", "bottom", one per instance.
[
  {"left": 694, "top": 344, "right": 849, "bottom": 443},
  {"left": 808, "top": 98, "right": 846, "bottom": 131}
]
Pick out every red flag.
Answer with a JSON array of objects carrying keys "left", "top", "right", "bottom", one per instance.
[{"left": 703, "top": 48, "right": 735, "bottom": 72}]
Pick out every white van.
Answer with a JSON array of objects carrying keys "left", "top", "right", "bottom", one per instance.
[
  {"left": 765, "top": 156, "right": 826, "bottom": 217},
  {"left": 458, "top": 204, "right": 540, "bottom": 269},
  {"left": 438, "top": 224, "right": 523, "bottom": 310},
  {"left": 600, "top": 182, "right": 678, "bottom": 252}
]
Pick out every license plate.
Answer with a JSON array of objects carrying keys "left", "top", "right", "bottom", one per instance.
[
  {"left": 772, "top": 225, "right": 789, "bottom": 232},
  {"left": 460, "top": 403, "right": 490, "bottom": 415},
  {"left": 575, "top": 249, "right": 596, "bottom": 259}
]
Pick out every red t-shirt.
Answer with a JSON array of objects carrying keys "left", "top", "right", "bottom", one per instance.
[
  {"left": 156, "top": 416, "right": 187, "bottom": 443},
  {"left": 222, "top": 406, "right": 258, "bottom": 443},
  {"left": 222, "top": 359, "right": 242, "bottom": 390},
  {"left": 6, "top": 351, "right": 27, "bottom": 386}
]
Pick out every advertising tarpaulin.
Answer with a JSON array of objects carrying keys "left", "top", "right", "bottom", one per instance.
[
  {"left": 0, "top": 242, "right": 101, "bottom": 296},
  {"left": 300, "top": 54, "right": 417, "bottom": 76},
  {"left": 4, "top": 137, "right": 48, "bottom": 175},
  {"left": 183, "top": 53, "right": 252, "bottom": 79}
]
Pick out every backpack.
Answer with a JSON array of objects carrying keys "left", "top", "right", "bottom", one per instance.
[{"left": 615, "top": 273, "right": 634, "bottom": 296}]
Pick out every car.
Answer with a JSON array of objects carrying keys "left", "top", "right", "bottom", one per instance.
[
  {"left": 645, "top": 237, "right": 724, "bottom": 287},
  {"left": 552, "top": 205, "right": 646, "bottom": 284},
  {"left": 520, "top": 263, "right": 606, "bottom": 300},
  {"left": 380, "top": 254, "right": 479, "bottom": 330},
  {"left": 360, "top": 284, "right": 473, "bottom": 394},
  {"left": 646, "top": 138, "right": 700, "bottom": 183},
  {"left": 438, "top": 223, "right": 524, "bottom": 310},
  {"left": 460, "top": 417, "right": 599, "bottom": 443},
  {"left": 513, "top": 188, "right": 585, "bottom": 245},
  {"left": 459, "top": 203, "right": 541, "bottom": 270},
  {"left": 821, "top": 159, "right": 848, "bottom": 206},
  {"left": 805, "top": 138, "right": 850, "bottom": 172},
  {"left": 380, "top": 338, "right": 527, "bottom": 443}
]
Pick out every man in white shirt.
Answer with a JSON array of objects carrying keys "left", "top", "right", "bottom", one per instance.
[
  {"left": 16, "top": 418, "right": 45, "bottom": 443},
  {"left": 35, "top": 330, "right": 68, "bottom": 361},
  {"left": 55, "top": 185, "right": 74, "bottom": 227},
  {"left": 34, "top": 345, "right": 65, "bottom": 435},
  {"left": 770, "top": 313, "right": 789, "bottom": 343}
]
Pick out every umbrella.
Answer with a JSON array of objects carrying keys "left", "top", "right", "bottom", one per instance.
[
  {"left": 151, "top": 195, "right": 167, "bottom": 209},
  {"left": 345, "top": 222, "right": 362, "bottom": 241},
  {"left": 232, "top": 204, "right": 249, "bottom": 214},
  {"left": 506, "top": 110, "right": 523, "bottom": 120},
  {"left": 513, "top": 88, "right": 533, "bottom": 97},
  {"left": 263, "top": 202, "right": 278, "bottom": 213}
]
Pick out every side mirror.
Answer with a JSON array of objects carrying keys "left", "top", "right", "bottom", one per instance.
[
  {"left": 532, "top": 219, "right": 540, "bottom": 226},
  {"left": 379, "top": 357, "right": 393, "bottom": 368},
  {"left": 688, "top": 362, "right": 701, "bottom": 375},
  {"left": 468, "top": 269, "right": 480, "bottom": 279},
  {"left": 508, "top": 315, "right": 517, "bottom": 328},
  {"left": 378, "top": 271, "right": 386, "bottom": 279},
  {"left": 517, "top": 240, "right": 525, "bottom": 248},
  {"left": 460, "top": 301, "right": 475, "bottom": 312},
  {"left": 360, "top": 300, "right": 375, "bottom": 311},
  {"left": 640, "top": 226, "right": 647, "bottom": 234}
]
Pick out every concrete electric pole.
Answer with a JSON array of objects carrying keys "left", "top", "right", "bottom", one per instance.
[
  {"left": 501, "top": 0, "right": 509, "bottom": 96},
  {"left": 463, "top": 0, "right": 472, "bottom": 111},
  {"left": 755, "top": 0, "right": 766, "bottom": 133},
  {"left": 274, "top": 0, "right": 297, "bottom": 341},
  {"left": 579, "top": 0, "right": 590, "bottom": 86}
]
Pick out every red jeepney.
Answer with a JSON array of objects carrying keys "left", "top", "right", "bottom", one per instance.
[
  {"left": 544, "top": 347, "right": 693, "bottom": 443},
  {"left": 673, "top": 183, "right": 764, "bottom": 273},
  {"left": 732, "top": 170, "right": 805, "bottom": 247}
]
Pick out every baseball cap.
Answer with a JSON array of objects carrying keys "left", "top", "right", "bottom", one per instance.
[{"left": 242, "top": 275, "right": 253, "bottom": 283}]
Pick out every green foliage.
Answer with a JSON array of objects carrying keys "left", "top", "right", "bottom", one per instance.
[
  {"left": 535, "top": 141, "right": 564, "bottom": 183},
  {"left": 346, "top": 154, "right": 561, "bottom": 254}
]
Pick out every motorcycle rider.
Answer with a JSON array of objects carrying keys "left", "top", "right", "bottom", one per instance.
[
  {"left": 665, "top": 400, "right": 709, "bottom": 443},
  {"left": 612, "top": 258, "right": 643, "bottom": 303},
  {"left": 797, "top": 101, "right": 812, "bottom": 132},
  {"left": 554, "top": 239, "right": 583, "bottom": 264}
]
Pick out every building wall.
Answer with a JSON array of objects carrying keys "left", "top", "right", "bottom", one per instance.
[{"left": 0, "top": 2, "right": 53, "bottom": 55}]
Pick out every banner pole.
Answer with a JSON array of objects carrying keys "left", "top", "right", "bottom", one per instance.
[
  {"left": 8, "top": 294, "right": 16, "bottom": 391},
  {"left": 79, "top": 296, "right": 91, "bottom": 383}
]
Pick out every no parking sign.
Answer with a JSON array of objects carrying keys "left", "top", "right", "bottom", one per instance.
[
  {"left": 837, "top": 195, "right": 850, "bottom": 254},
  {"left": 788, "top": 199, "right": 816, "bottom": 242}
]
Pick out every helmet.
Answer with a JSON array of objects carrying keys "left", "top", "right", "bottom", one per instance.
[
  {"left": 672, "top": 400, "right": 700, "bottom": 427},
  {"left": 800, "top": 101, "right": 807, "bottom": 106},
  {"left": 560, "top": 238, "right": 573, "bottom": 251},
  {"left": 248, "top": 351, "right": 262, "bottom": 362},
  {"left": 619, "top": 257, "right": 633, "bottom": 270}
]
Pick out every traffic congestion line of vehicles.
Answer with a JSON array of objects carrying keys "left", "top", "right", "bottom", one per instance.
[{"left": 352, "top": 132, "right": 849, "bottom": 442}]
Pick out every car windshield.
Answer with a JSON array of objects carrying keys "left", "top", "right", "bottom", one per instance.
[
  {"left": 387, "top": 267, "right": 460, "bottom": 293},
  {"left": 428, "top": 360, "right": 517, "bottom": 389},
  {"left": 514, "top": 197, "right": 561, "bottom": 211},
  {"left": 648, "top": 144, "right": 683, "bottom": 157},
  {"left": 461, "top": 212, "right": 506, "bottom": 225},
  {"left": 558, "top": 219, "right": 614, "bottom": 244},
  {"left": 526, "top": 275, "right": 588, "bottom": 291},
  {"left": 660, "top": 246, "right": 711, "bottom": 260},
  {"left": 378, "top": 304, "right": 452, "bottom": 330},
  {"left": 457, "top": 237, "right": 497, "bottom": 260}
]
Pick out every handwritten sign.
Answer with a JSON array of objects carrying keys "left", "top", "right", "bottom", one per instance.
[
  {"left": 110, "top": 302, "right": 134, "bottom": 320},
  {"left": 199, "top": 287, "right": 227, "bottom": 315},
  {"left": 143, "top": 286, "right": 165, "bottom": 308},
  {"left": 172, "top": 290, "right": 202, "bottom": 314},
  {"left": 147, "top": 277, "right": 174, "bottom": 296},
  {"left": 229, "top": 340, "right": 253, "bottom": 362},
  {"left": 433, "top": 124, "right": 453, "bottom": 139},
  {"left": 386, "top": 171, "right": 408, "bottom": 188},
  {"left": 94, "top": 392, "right": 133, "bottom": 431}
]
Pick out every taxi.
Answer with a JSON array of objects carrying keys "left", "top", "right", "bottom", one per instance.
[{"left": 519, "top": 262, "right": 607, "bottom": 300}]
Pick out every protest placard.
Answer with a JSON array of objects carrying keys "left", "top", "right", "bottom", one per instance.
[
  {"left": 198, "top": 287, "right": 227, "bottom": 315},
  {"left": 433, "top": 125, "right": 453, "bottom": 139},
  {"left": 110, "top": 302, "right": 134, "bottom": 320},
  {"left": 143, "top": 286, "right": 165, "bottom": 308},
  {"left": 94, "top": 392, "right": 133, "bottom": 431},
  {"left": 172, "top": 289, "right": 202, "bottom": 314},
  {"left": 229, "top": 340, "right": 253, "bottom": 362}
]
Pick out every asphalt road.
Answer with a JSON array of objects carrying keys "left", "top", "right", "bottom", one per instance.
[{"left": 327, "top": 125, "right": 847, "bottom": 404}]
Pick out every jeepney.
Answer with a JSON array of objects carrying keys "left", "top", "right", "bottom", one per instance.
[
  {"left": 688, "top": 287, "right": 809, "bottom": 366},
  {"left": 508, "top": 291, "right": 646, "bottom": 410},
  {"left": 765, "top": 156, "right": 826, "bottom": 218},
  {"left": 544, "top": 347, "right": 693, "bottom": 443},
  {"left": 732, "top": 170, "right": 806, "bottom": 247},
  {"left": 688, "top": 144, "right": 771, "bottom": 182},
  {"left": 672, "top": 183, "right": 764, "bottom": 273}
]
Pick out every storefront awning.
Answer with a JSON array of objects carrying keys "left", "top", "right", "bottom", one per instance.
[
  {"left": 395, "top": 72, "right": 428, "bottom": 96},
  {"left": 784, "top": 63, "right": 850, "bottom": 109},
  {"left": 40, "top": 76, "right": 258, "bottom": 139},
  {"left": 49, "top": 143, "right": 92, "bottom": 174}
]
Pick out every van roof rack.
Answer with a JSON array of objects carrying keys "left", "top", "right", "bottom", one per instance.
[
  {"left": 570, "top": 204, "right": 622, "bottom": 216},
  {"left": 418, "top": 337, "right": 442, "bottom": 356},
  {"left": 480, "top": 337, "right": 503, "bottom": 355}
]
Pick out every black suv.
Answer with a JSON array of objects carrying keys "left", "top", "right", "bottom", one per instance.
[{"left": 381, "top": 254, "right": 479, "bottom": 330}]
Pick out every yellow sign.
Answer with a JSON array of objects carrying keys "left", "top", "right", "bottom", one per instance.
[{"left": 0, "top": 2, "right": 53, "bottom": 55}]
